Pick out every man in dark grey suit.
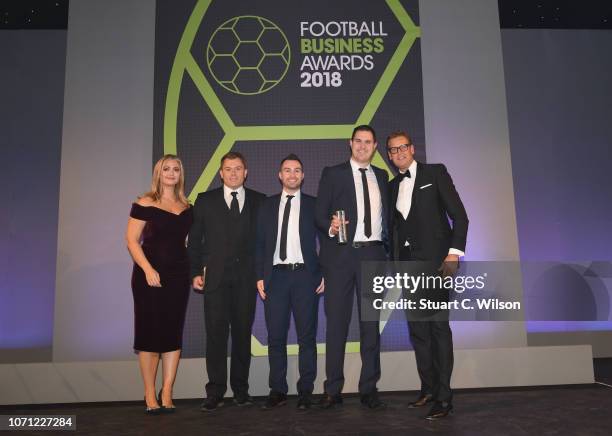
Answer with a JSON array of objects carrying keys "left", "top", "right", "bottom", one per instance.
[
  {"left": 315, "top": 125, "right": 389, "bottom": 409},
  {"left": 188, "top": 151, "right": 266, "bottom": 411},
  {"left": 387, "top": 130, "right": 468, "bottom": 420}
]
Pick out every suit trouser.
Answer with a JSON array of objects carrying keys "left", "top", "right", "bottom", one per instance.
[
  {"left": 323, "top": 245, "right": 385, "bottom": 396},
  {"left": 264, "top": 268, "right": 319, "bottom": 395},
  {"left": 203, "top": 263, "right": 256, "bottom": 398},
  {"left": 400, "top": 247, "right": 454, "bottom": 403},
  {"left": 407, "top": 320, "right": 453, "bottom": 402}
]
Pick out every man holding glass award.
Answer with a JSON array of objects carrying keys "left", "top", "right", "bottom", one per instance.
[{"left": 315, "top": 125, "right": 390, "bottom": 409}]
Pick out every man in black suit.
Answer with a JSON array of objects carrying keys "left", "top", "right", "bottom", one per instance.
[
  {"left": 188, "top": 151, "right": 266, "bottom": 411},
  {"left": 255, "top": 154, "right": 324, "bottom": 410},
  {"left": 386, "top": 131, "right": 468, "bottom": 420},
  {"left": 315, "top": 125, "right": 389, "bottom": 409}
]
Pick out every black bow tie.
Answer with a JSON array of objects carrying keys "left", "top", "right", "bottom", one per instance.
[{"left": 400, "top": 169, "right": 411, "bottom": 179}]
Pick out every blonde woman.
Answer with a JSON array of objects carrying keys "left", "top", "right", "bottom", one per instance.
[{"left": 126, "top": 154, "right": 193, "bottom": 414}]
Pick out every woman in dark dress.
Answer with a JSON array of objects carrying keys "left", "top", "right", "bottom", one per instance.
[{"left": 125, "top": 154, "right": 193, "bottom": 413}]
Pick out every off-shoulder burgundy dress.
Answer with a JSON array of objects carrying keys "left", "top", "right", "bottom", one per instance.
[{"left": 129, "top": 203, "right": 193, "bottom": 352}]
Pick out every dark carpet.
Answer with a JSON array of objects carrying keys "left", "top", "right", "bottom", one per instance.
[{"left": 3, "top": 384, "right": 612, "bottom": 435}]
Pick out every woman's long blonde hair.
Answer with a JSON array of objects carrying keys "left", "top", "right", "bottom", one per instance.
[{"left": 143, "top": 154, "right": 190, "bottom": 206}]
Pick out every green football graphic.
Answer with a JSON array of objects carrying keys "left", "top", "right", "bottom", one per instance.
[
  {"left": 206, "top": 16, "right": 291, "bottom": 95},
  {"left": 164, "top": 0, "right": 421, "bottom": 355}
]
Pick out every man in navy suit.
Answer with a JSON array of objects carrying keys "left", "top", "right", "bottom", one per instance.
[
  {"left": 387, "top": 130, "right": 468, "bottom": 420},
  {"left": 315, "top": 125, "right": 389, "bottom": 409},
  {"left": 255, "top": 154, "right": 324, "bottom": 410}
]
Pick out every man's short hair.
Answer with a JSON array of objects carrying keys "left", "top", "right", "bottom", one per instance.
[
  {"left": 279, "top": 153, "right": 303, "bottom": 170},
  {"left": 351, "top": 124, "right": 377, "bottom": 142},
  {"left": 386, "top": 131, "right": 413, "bottom": 146},
  {"left": 220, "top": 151, "right": 247, "bottom": 169}
]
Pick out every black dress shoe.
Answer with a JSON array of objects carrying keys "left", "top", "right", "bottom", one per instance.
[
  {"left": 233, "top": 394, "right": 255, "bottom": 407},
  {"left": 200, "top": 396, "right": 224, "bottom": 412},
  {"left": 318, "top": 393, "right": 343, "bottom": 409},
  {"left": 360, "top": 392, "right": 386, "bottom": 410},
  {"left": 425, "top": 401, "right": 453, "bottom": 420},
  {"left": 158, "top": 389, "right": 176, "bottom": 413},
  {"left": 408, "top": 393, "right": 434, "bottom": 408},
  {"left": 261, "top": 391, "right": 287, "bottom": 410},
  {"left": 297, "top": 393, "right": 313, "bottom": 410}
]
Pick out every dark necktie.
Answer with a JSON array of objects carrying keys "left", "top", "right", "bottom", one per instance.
[
  {"left": 230, "top": 191, "right": 239, "bottom": 218},
  {"left": 401, "top": 169, "right": 411, "bottom": 179},
  {"left": 279, "top": 195, "right": 294, "bottom": 261},
  {"left": 359, "top": 168, "right": 372, "bottom": 238}
]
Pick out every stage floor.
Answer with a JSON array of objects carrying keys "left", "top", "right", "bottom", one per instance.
[{"left": 3, "top": 384, "right": 611, "bottom": 435}]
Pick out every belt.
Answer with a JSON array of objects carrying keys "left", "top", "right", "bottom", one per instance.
[
  {"left": 273, "top": 263, "right": 305, "bottom": 271},
  {"left": 352, "top": 240, "right": 383, "bottom": 248}
]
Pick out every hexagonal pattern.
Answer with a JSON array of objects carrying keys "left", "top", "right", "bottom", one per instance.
[
  {"left": 259, "top": 54, "right": 287, "bottom": 82},
  {"left": 209, "top": 28, "right": 238, "bottom": 55},
  {"left": 206, "top": 15, "right": 290, "bottom": 95},
  {"left": 258, "top": 28, "right": 287, "bottom": 54},
  {"left": 209, "top": 56, "right": 239, "bottom": 82},
  {"left": 234, "top": 41, "right": 264, "bottom": 68},
  {"left": 233, "top": 68, "right": 265, "bottom": 94},
  {"left": 232, "top": 16, "right": 263, "bottom": 41}
]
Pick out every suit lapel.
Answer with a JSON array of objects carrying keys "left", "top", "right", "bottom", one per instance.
[
  {"left": 216, "top": 187, "right": 228, "bottom": 211},
  {"left": 272, "top": 194, "right": 281, "bottom": 249},
  {"left": 411, "top": 162, "right": 424, "bottom": 208},
  {"left": 343, "top": 162, "right": 358, "bottom": 238},
  {"left": 344, "top": 161, "right": 357, "bottom": 209},
  {"left": 298, "top": 195, "right": 306, "bottom": 249},
  {"left": 391, "top": 176, "right": 400, "bottom": 210},
  {"left": 334, "top": 162, "right": 357, "bottom": 222},
  {"left": 243, "top": 188, "right": 250, "bottom": 214},
  {"left": 373, "top": 166, "right": 388, "bottom": 213}
]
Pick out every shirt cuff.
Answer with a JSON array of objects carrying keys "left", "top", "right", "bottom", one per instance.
[
  {"left": 448, "top": 248, "right": 465, "bottom": 257},
  {"left": 328, "top": 227, "right": 335, "bottom": 238}
]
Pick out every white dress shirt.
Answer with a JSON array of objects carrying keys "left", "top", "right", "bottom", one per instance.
[
  {"left": 350, "top": 159, "right": 383, "bottom": 242},
  {"left": 223, "top": 184, "right": 245, "bottom": 212},
  {"left": 273, "top": 190, "right": 304, "bottom": 265},
  {"left": 396, "top": 160, "right": 418, "bottom": 220},
  {"left": 395, "top": 160, "right": 464, "bottom": 257}
]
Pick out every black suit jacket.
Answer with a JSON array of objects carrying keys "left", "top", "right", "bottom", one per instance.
[
  {"left": 389, "top": 162, "right": 468, "bottom": 262},
  {"left": 255, "top": 192, "right": 322, "bottom": 288},
  {"left": 187, "top": 186, "right": 266, "bottom": 292},
  {"left": 315, "top": 161, "right": 390, "bottom": 268}
]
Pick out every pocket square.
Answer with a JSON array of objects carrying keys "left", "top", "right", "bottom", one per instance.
[{"left": 419, "top": 183, "right": 432, "bottom": 189}]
